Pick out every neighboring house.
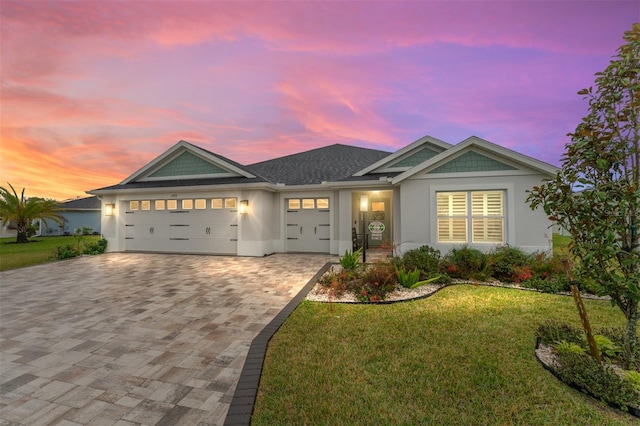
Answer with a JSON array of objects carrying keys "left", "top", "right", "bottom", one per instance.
[
  {"left": 88, "top": 135, "right": 558, "bottom": 257},
  {"left": 40, "top": 196, "right": 102, "bottom": 236}
]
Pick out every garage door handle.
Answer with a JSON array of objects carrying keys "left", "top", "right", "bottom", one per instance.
[
  {"left": 149, "top": 227, "right": 154, "bottom": 235},
  {"left": 314, "top": 227, "right": 317, "bottom": 234},
  {"left": 300, "top": 226, "right": 302, "bottom": 234}
]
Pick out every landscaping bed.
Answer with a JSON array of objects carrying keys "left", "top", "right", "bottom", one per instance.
[{"left": 254, "top": 285, "right": 638, "bottom": 425}]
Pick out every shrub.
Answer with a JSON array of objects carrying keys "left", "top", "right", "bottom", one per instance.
[
  {"left": 592, "top": 335, "right": 622, "bottom": 360},
  {"left": 356, "top": 261, "right": 398, "bottom": 302},
  {"left": 400, "top": 245, "right": 442, "bottom": 278},
  {"left": 520, "top": 277, "right": 571, "bottom": 294},
  {"left": 53, "top": 244, "right": 80, "bottom": 260},
  {"left": 529, "top": 251, "right": 565, "bottom": 280},
  {"left": 83, "top": 238, "right": 107, "bottom": 255},
  {"left": 554, "top": 352, "right": 640, "bottom": 410},
  {"left": 624, "top": 370, "right": 640, "bottom": 392},
  {"left": 597, "top": 327, "right": 640, "bottom": 370},
  {"left": 536, "top": 322, "right": 584, "bottom": 346},
  {"left": 555, "top": 340, "right": 586, "bottom": 355},
  {"left": 317, "top": 268, "right": 357, "bottom": 299},
  {"left": 488, "top": 245, "right": 532, "bottom": 282},
  {"left": 442, "top": 246, "right": 489, "bottom": 280}
]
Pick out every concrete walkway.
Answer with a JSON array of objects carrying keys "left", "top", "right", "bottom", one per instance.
[{"left": 0, "top": 253, "right": 334, "bottom": 425}]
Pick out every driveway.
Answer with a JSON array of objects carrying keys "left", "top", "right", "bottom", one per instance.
[{"left": 0, "top": 253, "right": 334, "bottom": 425}]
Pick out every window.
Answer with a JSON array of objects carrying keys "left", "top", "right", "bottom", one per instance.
[
  {"left": 211, "top": 198, "right": 223, "bottom": 209},
  {"left": 317, "top": 198, "right": 329, "bottom": 209},
  {"left": 167, "top": 200, "right": 178, "bottom": 210},
  {"left": 141, "top": 201, "right": 151, "bottom": 211},
  {"left": 182, "top": 199, "right": 193, "bottom": 210},
  {"left": 437, "top": 192, "right": 467, "bottom": 243},
  {"left": 225, "top": 198, "right": 237, "bottom": 209},
  {"left": 437, "top": 191, "right": 504, "bottom": 244},
  {"left": 155, "top": 200, "right": 165, "bottom": 210},
  {"left": 471, "top": 191, "right": 504, "bottom": 243},
  {"left": 129, "top": 201, "right": 139, "bottom": 211},
  {"left": 302, "top": 199, "right": 315, "bottom": 209},
  {"left": 372, "top": 202, "right": 385, "bottom": 212},
  {"left": 288, "top": 199, "right": 301, "bottom": 209},
  {"left": 195, "top": 199, "right": 206, "bottom": 209}
]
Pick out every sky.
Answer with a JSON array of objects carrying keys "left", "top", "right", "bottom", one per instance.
[{"left": 1, "top": 1, "right": 638, "bottom": 200}]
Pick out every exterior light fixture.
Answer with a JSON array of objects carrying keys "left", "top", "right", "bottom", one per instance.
[
  {"left": 359, "top": 194, "right": 369, "bottom": 262},
  {"left": 239, "top": 200, "right": 249, "bottom": 214},
  {"left": 359, "top": 194, "right": 369, "bottom": 212},
  {"left": 105, "top": 203, "right": 115, "bottom": 216}
]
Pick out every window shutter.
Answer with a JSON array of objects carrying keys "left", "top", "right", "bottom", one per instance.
[
  {"left": 437, "top": 192, "right": 468, "bottom": 243},
  {"left": 471, "top": 191, "right": 504, "bottom": 243}
]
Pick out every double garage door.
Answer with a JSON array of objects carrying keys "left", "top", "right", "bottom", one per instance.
[{"left": 124, "top": 198, "right": 238, "bottom": 254}]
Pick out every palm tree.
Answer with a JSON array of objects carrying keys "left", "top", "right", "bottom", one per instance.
[{"left": 0, "top": 183, "right": 65, "bottom": 243}]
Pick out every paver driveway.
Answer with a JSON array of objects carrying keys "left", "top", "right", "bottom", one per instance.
[{"left": 0, "top": 253, "right": 334, "bottom": 425}]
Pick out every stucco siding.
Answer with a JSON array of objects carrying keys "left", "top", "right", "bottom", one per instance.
[{"left": 398, "top": 173, "right": 553, "bottom": 254}]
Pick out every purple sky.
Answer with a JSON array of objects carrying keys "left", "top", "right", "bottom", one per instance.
[{"left": 1, "top": 1, "right": 638, "bottom": 199}]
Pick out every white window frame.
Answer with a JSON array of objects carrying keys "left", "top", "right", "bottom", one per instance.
[{"left": 431, "top": 184, "right": 513, "bottom": 246}]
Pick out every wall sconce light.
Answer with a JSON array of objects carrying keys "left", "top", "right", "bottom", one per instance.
[
  {"left": 105, "top": 203, "right": 115, "bottom": 216},
  {"left": 359, "top": 194, "right": 369, "bottom": 212},
  {"left": 239, "top": 200, "right": 249, "bottom": 214}
]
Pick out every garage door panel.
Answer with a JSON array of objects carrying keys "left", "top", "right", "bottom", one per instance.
[
  {"left": 285, "top": 199, "right": 330, "bottom": 253},
  {"left": 124, "top": 199, "right": 238, "bottom": 254}
]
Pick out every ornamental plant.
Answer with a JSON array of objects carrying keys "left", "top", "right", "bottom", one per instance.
[{"left": 528, "top": 24, "right": 640, "bottom": 368}]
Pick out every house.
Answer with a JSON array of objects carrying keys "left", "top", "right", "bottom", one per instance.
[
  {"left": 40, "top": 196, "right": 102, "bottom": 236},
  {"left": 87, "top": 135, "right": 558, "bottom": 257}
]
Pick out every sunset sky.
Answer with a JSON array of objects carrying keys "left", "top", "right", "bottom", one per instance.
[{"left": 1, "top": 1, "right": 638, "bottom": 200}]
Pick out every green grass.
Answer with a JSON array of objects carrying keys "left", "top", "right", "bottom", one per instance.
[
  {"left": 0, "top": 235, "right": 101, "bottom": 271},
  {"left": 553, "top": 233, "right": 572, "bottom": 257},
  {"left": 254, "top": 285, "right": 638, "bottom": 425}
]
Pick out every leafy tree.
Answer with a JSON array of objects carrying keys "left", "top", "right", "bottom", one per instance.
[
  {"left": 0, "top": 183, "right": 64, "bottom": 243},
  {"left": 528, "top": 24, "right": 640, "bottom": 369}
]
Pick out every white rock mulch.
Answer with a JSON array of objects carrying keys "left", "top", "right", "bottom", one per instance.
[{"left": 306, "top": 281, "right": 444, "bottom": 303}]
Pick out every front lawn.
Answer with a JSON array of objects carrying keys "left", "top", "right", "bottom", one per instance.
[
  {"left": 253, "top": 285, "right": 638, "bottom": 425},
  {"left": 0, "top": 235, "right": 101, "bottom": 271}
]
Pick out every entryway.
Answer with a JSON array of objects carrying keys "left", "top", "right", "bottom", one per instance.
[{"left": 353, "top": 190, "right": 394, "bottom": 252}]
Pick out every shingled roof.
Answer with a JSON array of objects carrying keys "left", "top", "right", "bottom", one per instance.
[
  {"left": 62, "top": 196, "right": 101, "bottom": 209},
  {"left": 248, "top": 144, "right": 391, "bottom": 185}
]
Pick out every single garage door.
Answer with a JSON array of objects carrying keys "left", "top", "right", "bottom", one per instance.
[
  {"left": 286, "top": 198, "right": 330, "bottom": 253},
  {"left": 125, "top": 198, "right": 238, "bottom": 254}
]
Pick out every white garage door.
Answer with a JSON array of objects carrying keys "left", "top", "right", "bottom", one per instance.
[
  {"left": 124, "top": 198, "right": 238, "bottom": 254},
  {"left": 286, "top": 198, "right": 330, "bottom": 253}
]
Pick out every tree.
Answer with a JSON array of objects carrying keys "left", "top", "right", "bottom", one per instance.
[
  {"left": 528, "top": 24, "right": 640, "bottom": 369},
  {"left": 0, "top": 183, "right": 65, "bottom": 243}
]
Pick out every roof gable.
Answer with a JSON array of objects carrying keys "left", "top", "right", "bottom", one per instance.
[
  {"left": 353, "top": 135, "right": 451, "bottom": 176},
  {"left": 121, "top": 140, "right": 256, "bottom": 184},
  {"left": 148, "top": 151, "right": 229, "bottom": 178},
  {"left": 392, "top": 136, "right": 558, "bottom": 184},
  {"left": 428, "top": 151, "right": 517, "bottom": 174}
]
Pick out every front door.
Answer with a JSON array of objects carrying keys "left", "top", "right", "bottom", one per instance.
[{"left": 367, "top": 197, "right": 390, "bottom": 248}]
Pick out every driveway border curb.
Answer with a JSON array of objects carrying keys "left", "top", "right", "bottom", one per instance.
[{"left": 223, "top": 262, "right": 333, "bottom": 425}]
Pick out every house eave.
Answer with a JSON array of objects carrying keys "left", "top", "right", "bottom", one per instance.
[{"left": 87, "top": 182, "right": 279, "bottom": 196}]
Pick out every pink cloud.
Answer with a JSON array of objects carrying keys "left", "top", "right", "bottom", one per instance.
[{"left": 1, "top": 1, "right": 636, "bottom": 199}]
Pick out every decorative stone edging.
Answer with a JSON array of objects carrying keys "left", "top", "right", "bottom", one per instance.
[{"left": 224, "top": 262, "right": 334, "bottom": 426}]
